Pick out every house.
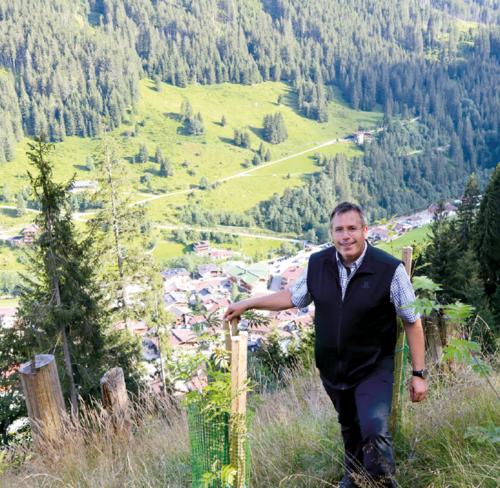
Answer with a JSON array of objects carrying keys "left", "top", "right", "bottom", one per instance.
[
  {"left": 193, "top": 240, "right": 210, "bottom": 254},
  {"left": 0, "top": 307, "right": 17, "bottom": 329},
  {"left": 113, "top": 320, "right": 148, "bottom": 335},
  {"left": 197, "top": 264, "right": 221, "bottom": 280},
  {"left": 280, "top": 265, "right": 304, "bottom": 288},
  {"left": 225, "top": 262, "right": 270, "bottom": 294},
  {"left": 368, "top": 226, "right": 391, "bottom": 242},
  {"left": 394, "top": 223, "right": 412, "bottom": 234},
  {"left": 352, "top": 131, "right": 373, "bottom": 144},
  {"left": 160, "top": 268, "right": 190, "bottom": 285},
  {"left": 209, "top": 250, "right": 235, "bottom": 260},
  {"left": 22, "top": 223, "right": 40, "bottom": 246},
  {"left": 169, "top": 329, "right": 198, "bottom": 347},
  {"left": 69, "top": 181, "right": 97, "bottom": 192}
]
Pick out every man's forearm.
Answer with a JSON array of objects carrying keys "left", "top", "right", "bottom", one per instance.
[
  {"left": 244, "top": 289, "right": 294, "bottom": 312},
  {"left": 403, "top": 317, "right": 425, "bottom": 370},
  {"left": 224, "top": 289, "right": 295, "bottom": 320}
]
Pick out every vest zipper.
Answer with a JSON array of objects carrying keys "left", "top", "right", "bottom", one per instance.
[{"left": 338, "top": 302, "right": 343, "bottom": 390}]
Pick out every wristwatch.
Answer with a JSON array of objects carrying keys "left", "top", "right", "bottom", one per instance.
[{"left": 412, "top": 368, "right": 429, "bottom": 380}]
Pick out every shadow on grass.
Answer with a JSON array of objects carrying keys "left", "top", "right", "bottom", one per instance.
[
  {"left": 247, "top": 125, "right": 265, "bottom": 141},
  {"left": 73, "top": 165, "right": 91, "bottom": 172},
  {"left": 218, "top": 136, "right": 235, "bottom": 145}
]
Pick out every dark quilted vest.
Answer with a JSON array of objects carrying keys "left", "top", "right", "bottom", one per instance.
[{"left": 307, "top": 242, "right": 402, "bottom": 389}]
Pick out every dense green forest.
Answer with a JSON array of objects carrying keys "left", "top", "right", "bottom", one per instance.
[{"left": 2, "top": 0, "right": 500, "bottom": 219}]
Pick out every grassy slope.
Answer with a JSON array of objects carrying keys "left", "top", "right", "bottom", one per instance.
[
  {"left": 0, "top": 78, "right": 381, "bottom": 266},
  {"left": 376, "top": 224, "right": 431, "bottom": 255}
]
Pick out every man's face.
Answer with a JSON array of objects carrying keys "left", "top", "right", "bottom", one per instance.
[{"left": 331, "top": 211, "right": 368, "bottom": 263}]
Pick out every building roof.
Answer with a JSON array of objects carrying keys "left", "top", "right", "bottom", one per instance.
[
  {"left": 160, "top": 268, "right": 190, "bottom": 279},
  {"left": 210, "top": 250, "right": 234, "bottom": 257},
  {"left": 171, "top": 329, "right": 197, "bottom": 344},
  {"left": 281, "top": 265, "right": 304, "bottom": 280},
  {"left": 193, "top": 240, "right": 210, "bottom": 248},
  {"left": 72, "top": 181, "right": 97, "bottom": 189},
  {"left": 370, "top": 226, "right": 389, "bottom": 236},
  {"left": 225, "top": 262, "right": 269, "bottom": 286},
  {"left": 198, "top": 264, "right": 220, "bottom": 275},
  {"left": 22, "top": 223, "right": 40, "bottom": 234}
]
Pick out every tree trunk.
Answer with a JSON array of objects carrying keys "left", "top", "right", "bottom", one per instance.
[
  {"left": 20, "top": 354, "right": 67, "bottom": 451},
  {"left": 100, "top": 367, "right": 132, "bottom": 436}
]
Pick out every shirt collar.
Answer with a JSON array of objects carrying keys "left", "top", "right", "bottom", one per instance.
[{"left": 335, "top": 241, "right": 368, "bottom": 271}]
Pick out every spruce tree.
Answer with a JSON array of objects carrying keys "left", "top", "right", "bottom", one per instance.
[
  {"left": 160, "top": 156, "right": 174, "bottom": 177},
  {"left": 139, "top": 143, "right": 149, "bottom": 164},
  {"left": 242, "top": 130, "right": 252, "bottom": 149},
  {"left": 155, "top": 146, "right": 164, "bottom": 166},
  {"left": 2, "top": 184, "right": 12, "bottom": 203},
  {"left": 0, "top": 146, "right": 5, "bottom": 166},
  {"left": 424, "top": 199, "right": 460, "bottom": 302},
  {"left": 86, "top": 154, "right": 95, "bottom": 172},
  {"left": 475, "top": 163, "right": 500, "bottom": 296},
  {"left": 234, "top": 128, "right": 242, "bottom": 146},
  {"left": 456, "top": 173, "right": 481, "bottom": 251},
  {"left": 16, "top": 194, "right": 26, "bottom": 217},
  {"left": 265, "top": 149, "right": 272, "bottom": 161},
  {"left": 221, "top": 114, "right": 227, "bottom": 127},
  {"left": 90, "top": 125, "right": 156, "bottom": 332},
  {"left": 155, "top": 74, "right": 163, "bottom": 92}
]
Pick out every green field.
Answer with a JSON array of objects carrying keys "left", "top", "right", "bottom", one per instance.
[
  {"left": 151, "top": 235, "right": 289, "bottom": 263},
  {"left": 376, "top": 224, "right": 432, "bottom": 256},
  {"left": 0, "top": 298, "right": 19, "bottom": 308}
]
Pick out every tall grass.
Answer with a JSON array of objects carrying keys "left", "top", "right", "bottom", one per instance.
[{"left": 2, "top": 363, "right": 499, "bottom": 488}]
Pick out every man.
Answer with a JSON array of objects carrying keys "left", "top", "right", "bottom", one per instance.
[{"left": 224, "top": 202, "right": 428, "bottom": 488}]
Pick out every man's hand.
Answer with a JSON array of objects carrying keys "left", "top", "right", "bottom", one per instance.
[
  {"left": 409, "top": 376, "right": 428, "bottom": 403},
  {"left": 223, "top": 300, "right": 250, "bottom": 322}
]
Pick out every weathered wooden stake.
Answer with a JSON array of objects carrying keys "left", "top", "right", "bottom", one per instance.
[
  {"left": 230, "top": 331, "right": 248, "bottom": 488},
  {"left": 423, "top": 314, "right": 443, "bottom": 368},
  {"left": 19, "top": 354, "right": 67, "bottom": 450},
  {"left": 100, "top": 367, "right": 131, "bottom": 435},
  {"left": 388, "top": 246, "right": 412, "bottom": 438},
  {"left": 223, "top": 317, "right": 239, "bottom": 357}
]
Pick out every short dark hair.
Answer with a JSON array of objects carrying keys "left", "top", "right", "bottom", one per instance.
[{"left": 330, "top": 202, "right": 368, "bottom": 227}]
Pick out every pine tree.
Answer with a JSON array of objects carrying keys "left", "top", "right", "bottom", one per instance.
[
  {"left": 475, "top": 163, "right": 500, "bottom": 296},
  {"left": 139, "top": 143, "right": 149, "bottom": 164},
  {"left": 16, "top": 194, "right": 26, "bottom": 217},
  {"left": 135, "top": 122, "right": 140, "bottom": 136},
  {"left": 259, "top": 142, "right": 265, "bottom": 158},
  {"left": 221, "top": 114, "right": 227, "bottom": 127},
  {"left": 456, "top": 173, "right": 481, "bottom": 251},
  {"left": 160, "top": 156, "right": 174, "bottom": 177},
  {"left": 265, "top": 149, "right": 272, "bottom": 161},
  {"left": 0, "top": 146, "right": 6, "bottom": 166},
  {"left": 2, "top": 184, "right": 12, "bottom": 203},
  {"left": 86, "top": 154, "right": 95, "bottom": 172}
]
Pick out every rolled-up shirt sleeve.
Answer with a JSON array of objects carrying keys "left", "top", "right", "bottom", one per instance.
[
  {"left": 390, "top": 263, "right": 421, "bottom": 323},
  {"left": 289, "top": 264, "right": 312, "bottom": 309}
]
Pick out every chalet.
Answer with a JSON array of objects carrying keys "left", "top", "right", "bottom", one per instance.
[
  {"left": 22, "top": 223, "right": 40, "bottom": 246},
  {"left": 428, "top": 203, "right": 458, "bottom": 215},
  {"left": 280, "top": 265, "right": 304, "bottom": 288},
  {"left": 368, "top": 226, "right": 391, "bottom": 242},
  {"left": 69, "top": 181, "right": 97, "bottom": 192},
  {"left": 209, "top": 249, "right": 235, "bottom": 260},
  {"left": 160, "top": 268, "right": 190, "bottom": 285},
  {"left": 352, "top": 131, "right": 373, "bottom": 144},
  {"left": 193, "top": 240, "right": 210, "bottom": 254},
  {"left": 225, "top": 262, "right": 269, "bottom": 294},
  {"left": 197, "top": 264, "right": 221, "bottom": 280},
  {"left": 394, "top": 223, "right": 412, "bottom": 234},
  {"left": 169, "top": 329, "right": 198, "bottom": 347}
]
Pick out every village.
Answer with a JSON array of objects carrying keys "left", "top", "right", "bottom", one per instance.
[{"left": 0, "top": 198, "right": 463, "bottom": 394}]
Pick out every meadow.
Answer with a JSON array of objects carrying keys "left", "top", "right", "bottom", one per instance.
[
  {"left": 377, "top": 224, "right": 431, "bottom": 255},
  {"left": 2, "top": 363, "right": 499, "bottom": 488}
]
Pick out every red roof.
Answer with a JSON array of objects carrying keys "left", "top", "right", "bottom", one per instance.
[
  {"left": 276, "top": 308, "right": 299, "bottom": 321},
  {"left": 210, "top": 250, "right": 234, "bottom": 257},
  {"left": 281, "top": 265, "right": 304, "bottom": 280},
  {"left": 187, "top": 315, "right": 206, "bottom": 326},
  {"left": 113, "top": 320, "right": 148, "bottom": 334},
  {"left": 22, "top": 224, "right": 40, "bottom": 234},
  {"left": 171, "top": 329, "right": 197, "bottom": 344}
]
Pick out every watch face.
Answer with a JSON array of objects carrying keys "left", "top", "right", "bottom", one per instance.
[{"left": 422, "top": 368, "right": 429, "bottom": 380}]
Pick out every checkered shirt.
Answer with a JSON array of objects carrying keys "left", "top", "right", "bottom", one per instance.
[{"left": 290, "top": 245, "right": 420, "bottom": 323}]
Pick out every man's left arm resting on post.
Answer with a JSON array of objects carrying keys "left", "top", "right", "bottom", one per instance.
[{"left": 391, "top": 264, "right": 429, "bottom": 403}]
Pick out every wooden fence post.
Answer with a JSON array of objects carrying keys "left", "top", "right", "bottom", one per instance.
[
  {"left": 230, "top": 331, "right": 248, "bottom": 488},
  {"left": 223, "top": 317, "right": 240, "bottom": 358},
  {"left": 100, "top": 367, "right": 131, "bottom": 436},
  {"left": 388, "top": 246, "right": 412, "bottom": 438},
  {"left": 422, "top": 314, "right": 443, "bottom": 368},
  {"left": 19, "top": 354, "right": 67, "bottom": 450}
]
